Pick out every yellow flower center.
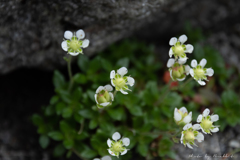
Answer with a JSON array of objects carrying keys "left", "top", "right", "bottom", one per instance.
[
  {"left": 185, "top": 131, "right": 195, "bottom": 142},
  {"left": 174, "top": 45, "right": 184, "bottom": 56},
  {"left": 194, "top": 68, "right": 205, "bottom": 80},
  {"left": 112, "top": 142, "right": 123, "bottom": 152},
  {"left": 114, "top": 77, "right": 126, "bottom": 89},
  {"left": 69, "top": 39, "right": 81, "bottom": 51},
  {"left": 201, "top": 119, "right": 213, "bottom": 130}
]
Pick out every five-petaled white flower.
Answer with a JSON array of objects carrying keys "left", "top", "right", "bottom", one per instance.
[
  {"left": 197, "top": 108, "right": 219, "bottom": 134},
  {"left": 110, "top": 67, "right": 135, "bottom": 94},
  {"left": 107, "top": 132, "right": 130, "bottom": 158},
  {"left": 95, "top": 85, "right": 114, "bottom": 108},
  {"left": 93, "top": 156, "right": 112, "bottom": 160},
  {"left": 174, "top": 107, "right": 192, "bottom": 126},
  {"left": 169, "top": 34, "right": 194, "bottom": 64},
  {"left": 181, "top": 123, "right": 204, "bottom": 149},
  {"left": 167, "top": 58, "right": 190, "bottom": 81},
  {"left": 61, "top": 29, "right": 90, "bottom": 56},
  {"left": 189, "top": 59, "right": 214, "bottom": 85}
]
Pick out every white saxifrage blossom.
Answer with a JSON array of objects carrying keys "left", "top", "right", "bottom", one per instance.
[
  {"left": 167, "top": 58, "right": 190, "bottom": 81},
  {"left": 189, "top": 59, "right": 214, "bottom": 86},
  {"left": 174, "top": 107, "right": 192, "bottom": 126},
  {"left": 110, "top": 67, "right": 135, "bottom": 94},
  {"left": 169, "top": 34, "right": 194, "bottom": 64},
  {"left": 107, "top": 132, "right": 130, "bottom": 158},
  {"left": 95, "top": 85, "right": 114, "bottom": 108},
  {"left": 93, "top": 156, "right": 112, "bottom": 160},
  {"left": 181, "top": 123, "right": 204, "bottom": 149},
  {"left": 197, "top": 108, "right": 219, "bottom": 134},
  {"left": 61, "top": 29, "right": 90, "bottom": 56}
]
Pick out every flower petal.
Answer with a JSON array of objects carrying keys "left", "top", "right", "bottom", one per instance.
[
  {"left": 76, "top": 29, "right": 85, "bottom": 39},
  {"left": 95, "top": 94, "right": 98, "bottom": 104},
  {"left": 185, "top": 44, "right": 194, "bottom": 53},
  {"left": 183, "top": 115, "right": 192, "bottom": 124},
  {"left": 169, "top": 37, "right": 177, "bottom": 46},
  {"left": 109, "top": 92, "right": 114, "bottom": 101},
  {"left": 127, "top": 77, "right": 135, "bottom": 87},
  {"left": 100, "top": 102, "right": 110, "bottom": 107},
  {"left": 197, "top": 115, "right": 203, "bottom": 122},
  {"left": 183, "top": 123, "right": 192, "bottom": 130},
  {"left": 112, "top": 132, "right": 121, "bottom": 141},
  {"left": 169, "top": 70, "right": 173, "bottom": 80},
  {"left": 167, "top": 58, "right": 175, "bottom": 68},
  {"left": 206, "top": 68, "right": 214, "bottom": 76},
  {"left": 111, "top": 79, "right": 115, "bottom": 87},
  {"left": 117, "top": 67, "right": 128, "bottom": 77},
  {"left": 195, "top": 132, "right": 204, "bottom": 142},
  {"left": 191, "top": 59, "right": 197, "bottom": 68},
  {"left": 107, "top": 139, "right": 112, "bottom": 147},
  {"left": 186, "top": 143, "right": 193, "bottom": 149},
  {"left": 82, "top": 39, "right": 90, "bottom": 48},
  {"left": 102, "top": 156, "right": 112, "bottom": 160},
  {"left": 177, "top": 77, "right": 186, "bottom": 81},
  {"left": 185, "top": 65, "right": 190, "bottom": 75},
  {"left": 169, "top": 48, "right": 173, "bottom": 57},
  {"left": 189, "top": 69, "right": 194, "bottom": 77},
  {"left": 180, "top": 132, "right": 184, "bottom": 142},
  {"left": 61, "top": 41, "right": 68, "bottom": 51},
  {"left": 199, "top": 58, "right": 207, "bottom": 68},
  {"left": 203, "top": 108, "right": 210, "bottom": 117},
  {"left": 178, "top": 57, "right": 187, "bottom": 65},
  {"left": 179, "top": 35, "right": 187, "bottom": 44},
  {"left": 93, "top": 158, "right": 101, "bottom": 160},
  {"left": 211, "top": 115, "right": 219, "bottom": 122},
  {"left": 121, "top": 149, "right": 128, "bottom": 155},
  {"left": 120, "top": 89, "right": 128, "bottom": 95},
  {"left": 69, "top": 52, "right": 79, "bottom": 56},
  {"left": 179, "top": 107, "right": 188, "bottom": 114},
  {"left": 96, "top": 86, "right": 104, "bottom": 93},
  {"left": 104, "top": 84, "right": 113, "bottom": 91},
  {"left": 192, "top": 124, "right": 201, "bottom": 130},
  {"left": 107, "top": 149, "right": 115, "bottom": 156},
  {"left": 211, "top": 127, "right": 219, "bottom": 133},
  {"left": 110, "top": 70, "right": 115, "bottom": 79},
  {"left": 64, "top": 31, "right": 73, "bottom": 39},
  {"left": 174, "top": 108, "right": 182, "bottom": 121},
  {"left": 122, "top": 138, "right": 130, "bottom": 146},
  {"left": 197, "top": 80, "right": 206, "bottom": 86}
]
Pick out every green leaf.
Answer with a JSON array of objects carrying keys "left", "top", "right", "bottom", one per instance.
[
  {"left": 116, "top": 57, "right": 129, "bottom": 68},
  {"left": 129, "top": 106, "right": 143, "bottom": 116},
  {"left": 50, "top": 95, "right": 59, "bottom": 105},
  {"left": 81, "top": 148, "right": 98, "bottom": 159},
  {"left": 87, "top": 90, "right": 95, "bottom": 102},
  {"left": 48, "top": 131, "right": 64, "bottom": 141},
  {"left": 53, "top": 144, "right": 66, "bottom": 157},
  {"left": 39, "top": 135, "right": 49, "bottom": 149},
  {"left": 79, "top": 109, "right": 94, "bottom": 119},
  {"left": 55, "top": 102, "right": 66, "bottom": 115},
  {"left": 63, "top": 139, "right": 74, "bottom": 149},
  {"left": 66, "top": 150, "right": 72, "bottom": 158},
  {"left": 60, "top": 120, "right": 72, "bottom": 133},
  {"left": 73, "top": 73, "right": 87, "bottom": 84},
  {"left": 89, "top": 119, "right": 98, "bottom": 129},
  {"left": 107, "top": 107, "right": 124, "bottom": 120},
  {"left": 45, "top": 105, "right": 54, "bottom": 116},
  {"left": 158, "top": 137, "right": 173, "bottom": 157},
  {"left": 137, "top": 144, "right": 148, "bottom": 157},
  {"left": 62, "top": 108, "right": 73, "bottom": 118},
  {"left": 53, "top": 70, "right": 65, "bottom": 88},
  {"left": 221, "top": 90, "right": 238, "bottom": 108},
  {"left": 78, "top": 54, "right": 89, "bottom": 72},
  {"left": 32, "top": 114, "right": 43, "bottom": 126},
  {"left": 101, "top": 58, "right": 112, "bottom": 71}
]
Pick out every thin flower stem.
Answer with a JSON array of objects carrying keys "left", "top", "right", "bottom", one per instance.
[
  {"left": 67, "top": 55, "right": 74, "bottom": 92},
  {"left": 78, "top": 119, "right": 85, "bottom": 134},
  {"left": 71, "top": 148, "right": 87, "bottom": 160}
]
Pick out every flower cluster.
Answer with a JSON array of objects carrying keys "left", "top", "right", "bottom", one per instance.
[
  {"left": 167, "top": 35, "right": 214, "bottom": 85},
  {"left": 174, "top": 107, "right": 219, "bottom": 149}
]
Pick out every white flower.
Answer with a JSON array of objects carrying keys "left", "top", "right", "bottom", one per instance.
[
  {"left": 174, "top": 107, "right": 192, "bottom": 126},
  {"left": 197, "top": 108, "right": 219, "bottom": 134},
  {"left": 110, "top": 67, "right": 135, "bottom": 94},
  {"left": 95, "top": 84, "right": 114, "bottom": 108},
  {"left": 189, "top": 59, "right": 214, "bottom": 86},
  {"left": 181, "top": 123, "right": 204, "bottom": 149},
  {"left": 167, "top": 58, "right": 190, "bottom": 81},
  {"left": 93, "top": 156, "right": 112, "bottom": 160},
  {"left": 107, "top": 132, "right": 130, "bottom": 158},
  {"left": 61, "top": 29, "right": 90, "bottom": 56},
  {"left": 169, "top": 34, "right": 193, "bottom": 61}
]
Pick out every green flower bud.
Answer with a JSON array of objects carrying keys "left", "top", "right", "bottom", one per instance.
[{"left": 95, "top": 85, "right": 114, "bottom": 108}]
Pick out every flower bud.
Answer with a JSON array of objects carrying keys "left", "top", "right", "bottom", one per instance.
[
  {"left": 174, "top": 107, "right": 192, "bottom": 126},
  {"left": 95, "top": 85, "right": 114, "bottom": 108}
]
